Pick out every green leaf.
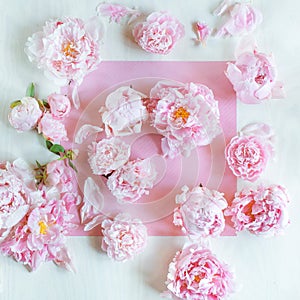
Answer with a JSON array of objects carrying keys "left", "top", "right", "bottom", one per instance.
[
  {"left": 50, "top": 144, "right": 65, "bottom": 154},
  {"left": 36, "top": 160, "right": 42, "bottom": 168},
  {"left": 26, "top": 83, "right": 35, "bottom": 98},
  {"left": 10, "top": 100, "right": 21, "bottom": 109},
  {"left": 45, "top": 140, "right": 53, "bottom": 150}
]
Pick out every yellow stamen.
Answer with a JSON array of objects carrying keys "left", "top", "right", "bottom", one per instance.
[
  {"left": 38, "top": 221, "right": 48, "bottom": 235},
  {"left": 173, "top": 107, "right": 190, "bottom": 123},
  {"left": 194, "top": 275, "right": 201, "bottom": 283},
  {"left": 62, "top": 42, "right": 78, "bottom": 58}
]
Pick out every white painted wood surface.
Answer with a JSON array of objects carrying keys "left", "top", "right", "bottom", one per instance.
[{"left": 0, "top": 0, "right": 299, "bottom": 299}]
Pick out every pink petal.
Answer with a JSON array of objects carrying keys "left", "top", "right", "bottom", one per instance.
[{"left": 74, "top": 124, "right": 103, "bottom": 144}]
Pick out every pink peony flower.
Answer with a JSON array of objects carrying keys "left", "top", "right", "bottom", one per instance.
[
  {"left": 226, "top": 49, "right": 285, "bottom": 104},
  {"left": 25, "top": 17, "right": 104, "bottom": 87},
  {"left": 101, "top": 213, "right": 147, "bottom": 262},
  {"left": 132, "top": 11, "right": 184, "bottom": 55},
  {"left": 165, "top": 243, "right": 235, "bottom": 300},
  {"left": 8, "top": 97, "right": 42, "bottom": 132},
  {"left": 47, "top": 93, "right": 71, "bottom": 119},
  {"left": 0, "top": 200, "right": 73, "bottom": 271},
  {"left": 101, "top": 86, "right": 148, "bottom": 137},
  {"left": 215, "top": 2, "right": 263, "bottom": 37},
  {"left": 151, "top": 81, "right": 221, "bottom": 158},
  {"left": 96, "top": 2, "right": 140, "bottom": 24},
  {"left": 173, "top": 185, "right": 227, "bottom": 239},
  {"left": 225, "top": 184, "right": 289, "bottom": 236},
  {"left": 195, "top": 22, "right": 211, "bottom": 45},
  {"left": 37, "top": 112, "right": 68, "bottom": 143},
  {"left": 225, "top": 123, "right": 274, "bottom": 182},
  {"left": 88, "top": 137, "right": 130, "bottom": 175},
  {"left": 107, "top": 159, "right": 157, "bottom": 203}
]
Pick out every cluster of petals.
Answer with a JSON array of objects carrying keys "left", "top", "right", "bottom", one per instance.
[
  {"left": 164, "top": 243, "right": 235, "bottom": 300},
  {"left": 101, "top": 86, "right": 149, "bottom": 137},
  {"left": 225, "top": 123, "right": 275, "bottom": 181},
  {"left": 151, "top": 81, "right": 221, "bottom": 158},
  {"left": 173, "top": 185, "right": 228, "bottom": 239},
  {"left": 132, "top": 11, "right": 184, "bottom": 55},
  {"left": 88, "top": 137, "right": 130, "bottom": 175},
  {"left": 101, "top": 213, "right": 147, "bottom": 262},
  {"left": 107, "top": 158, "right": 156, "bottom": 203},
  {"left": 225, "top": 184, "right": 289, "bottom": 236}
]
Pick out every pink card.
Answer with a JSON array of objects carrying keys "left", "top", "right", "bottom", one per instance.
[{"left": 64, "top": 61, "right": 237, "bottom": 236}]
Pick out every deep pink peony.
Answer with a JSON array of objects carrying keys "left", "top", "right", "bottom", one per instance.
[
  {"left": 225, "top": 123, "right": 274, "bottom": 181},
  {"left": 132, "top": 11, "right": 184, "bottom": 55},
  {"left": 151, "top": 81, "right": 221, "bottom": 158},
  {"left": 101, "top": 213, "right": 147, "bottom": 262},
  {"left": 47, "top": 93, "right": 71, "bottom": 119},
  {"left": 107, "top": 158, "right": 156, "bottom": 203},
  {"left": 25, "top": 17, "right": 104, "bottom": 87},
  {"left": 8, "top": 97, "right": 42, "bottom": 132},
  {"left": 215, "top": 2, "right": 263, "bottom": 37},
  {"left": 88, "top": 137, "right": 130, "bottom": 175},
  {"left": 225, "top": 184, "right": 289, "bottom": 236},
  {"left": 37, "top": 112, "right": 68, "bottom": 143},
  {"left": 165, "top": 243, "right": 235, "bottom": 300},
  {"left": 226, "top": 49, "right": 285, "bottom": 104},
  {"left": 173, "top": 185, "right": 227, "bottom": 239},
  {"left": 101, "top": 86, "right": 148, "bottom": 137}
]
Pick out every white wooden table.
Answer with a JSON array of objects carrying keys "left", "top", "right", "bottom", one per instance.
[{"left": 0, "top": 0, "right": 299, "bottom": 299}]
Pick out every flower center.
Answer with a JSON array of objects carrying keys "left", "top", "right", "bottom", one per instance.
[
  {"left": 173, "top": 107, "right": 190, "bottom": 123},
  {"left": 38, "top": 220, "right": 48, "bottom": 235},
  {"left": 194, "top": 275, "right": 201, "bottom": 283},
  {"left": 62, "top": 42, "right": 79, "bottom": 59},
  {"left": 255, "top": 74, "right": 266, "bottom": 85}
]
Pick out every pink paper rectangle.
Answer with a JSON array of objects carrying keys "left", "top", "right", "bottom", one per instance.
[{"left": 64, "top": 61, "right": 237, "bottom": 236}]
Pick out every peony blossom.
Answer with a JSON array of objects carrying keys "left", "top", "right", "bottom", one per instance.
[
  {"left": 165, "top": 243, "right": 235, "bottom": 299},
  {"left": 225, "top": 123, "right": 274, "bottom": 182},
  {"left": 25, "top": 16, "right": 104, "bottom": 107},
  {"left": 0, "top": 199, "right": 73, "bottom": 271},
  {"left": 173, "top": 185, "right": 227, "bottom": 239},
  {"left": 214, "top": 2, "right": 262, "bottom": 37},
  {"left": 101, "top": 86, "right": 148, "bottom": 137},
  {"left": 226, "top": 49, "right": 285, "bottom": 104},
  {"left": 37, "top": 112, "right": 68, "bottom": 143},
  {"left": 101, "top": 213, "right": 147, "bottom": 262},
  {"left": 151, "top": 81, "right": 221, "bottom": 158},
  {"left": 107, "top": 159, "right": 157, "bottom": 203},
  {"left": 96, "top": 2, "right": 140, "bottom": 24},
  {"left": 225, "top": 184, "right": 289, "bottom": 236},
  {"left": 8, "top": 97, "right": 42, "bottom": 132},
  {"left": 88, "top": 137, "right": 130, "bottom": 175},
  {"left": 132, "top": 11, "right": 184, "bottom": 55},
  {"left": 47, "top": 93, "right": 71, "bottom": 119}
]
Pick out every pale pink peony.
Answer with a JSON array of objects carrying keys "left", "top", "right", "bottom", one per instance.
[
  {"left": 37, "top": 112, "right": 68, "bottom": 143},
  {"left": 165, "top": 243, "right": 235, "bottom": 300},
  {"left": 225, "top": 184, "right": 289, "bottom": 236},
  {"left": 0, "top": 200, "right": 73, "bottom": 271},
  {"left": 96, "top": 2, "right": 140, "bottom": 24},
  {"left": 226, "top": 49, "right": 285, "bottom": 104},
  {"left": 25, "top": 17, "right": 104, "bottom": 87},
  {"left": 173, "top": 185, "right": 227, "bottom": 239},
  {"left": 88, "top": 137, "right": 130, "bottom": 175},
  {"left": 101, "top": 213, "right": 147, "bottom": 262},
  {"left": 215, "top": 2, "right": 262, "bottom": 37},
  {"left": 47, "top": 93, "right": 71, "bottom": 119},
  {"left": 132, "top": 11, "right": 184, "bottom": 55},
  {"left": 151, "top": 81, "right": 221, "bottom": 158},
  {"left": 8, "top": 97, "right": 42, "bottom": 132},
  {"left": 107, "top": 159, "right": 157, "bottom": 203},
  {"left": 101, "top": 86, "right": 148, "bottom": 137},
  {"left": 225, "top": 123, "right": 274, "bottom": 182}
]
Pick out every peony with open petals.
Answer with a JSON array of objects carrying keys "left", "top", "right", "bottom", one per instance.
[
  {"left": 165, "top": 243, "right": 235, "bottom": 299},
  {"left": 132, "top": 11, "right": 184, "bottom": 55},
  {"left": 88, "top": 137, "right": 130, "bottom": 175},
  {"left": 174, "top": 185, "right": 227, "bottom": 239},
  {"left": 225, "top": 184, "right": 289, "bottom": 236},
  {"left": 151, "top": 81, "right": 221, "bottom": 158},
  {"left": 101, "top": 213, "right": 147, "bottom": 262}
]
